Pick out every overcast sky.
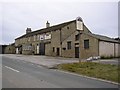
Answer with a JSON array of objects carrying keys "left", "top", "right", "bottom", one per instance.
[{"left": 0, "top": 0, "right": 119, "bottom": 44}]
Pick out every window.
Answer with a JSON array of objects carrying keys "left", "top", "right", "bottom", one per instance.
[
  {"left": 34, "top": 35, "right": 36, "bottom": 41},
  {"left": 84, "top": 39, "right": 89, "bottom": 49},
  {"left": 28, "top": 37, "right": 30, "bottom": 42},
  {"left": 37, "top": 35, "right": 39, "bottom": 40},
  {"left": 67, "top": 41, "right": 71, "bottom": 50},
  {"left": 62, "top": 48, "right": 66, "bottom": 50},
  {"left": 53, "top": 47, "right": 55, "bottom": 52},
  {"left": 75, "top": 34, "right": 80, "bottom": 41},
  {"left": 75, "top": 43, "right": 79, "bottom": 45}
]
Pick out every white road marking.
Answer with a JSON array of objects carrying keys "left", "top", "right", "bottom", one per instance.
[{"left": 5, "top": 66, "right": 20, "bottom": 72}]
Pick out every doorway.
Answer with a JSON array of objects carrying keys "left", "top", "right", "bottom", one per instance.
[
  {"left": 56, "top": 48, "right": 60, "bottom": 56},
  {"left": 36, "top": 44, "right": 39, "bottom": 54},
  {"left": 39, "top": 43, "right": 45, "bottom": 55},
  {"left": 75, "top": 47, "right": 79, "bottom": 58}
]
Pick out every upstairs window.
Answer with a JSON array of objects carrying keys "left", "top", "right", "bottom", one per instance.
[
  {"left": 28, "top": 37, "right": 30, "bottom": 42},
  {"left": 37, "top": 35, "right": 39, "bottom": 41},
  {"left": 84, "top": 39, "right": 89, "bottom": 49},
  {"left": 33, "top": 35, "right": 36, "bottom": 41},
  {"left": 67, "top": 41, "right": 71, "bottom": 50},
  {"left": 75, "top": 34, "right": 80, "bottom": 41}
]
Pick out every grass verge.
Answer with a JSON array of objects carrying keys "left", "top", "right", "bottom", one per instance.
[{"left": 56, "top": 62, "right": 119, "bottom": 83}]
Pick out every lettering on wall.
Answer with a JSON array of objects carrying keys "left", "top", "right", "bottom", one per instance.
[
  {"left": 40, "top": 35, "right": 45, "bottom": 40},
  {"left": 45, "top": 33, "right": 51, "bottom": 40}
]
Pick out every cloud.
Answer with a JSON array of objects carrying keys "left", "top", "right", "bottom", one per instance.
[{"left": 1, "top": 2, "right": 118, "bottom": 44}]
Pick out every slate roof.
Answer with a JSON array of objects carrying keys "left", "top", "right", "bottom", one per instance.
[
  {"left": 15, "top": 20, "right": 76, "bottom": 40},
  {"left": 15, "top": 19, "right": 119, "bottom": 44},
  {"left": 85, "top": 33, "right": 119, "bottom": 43}
]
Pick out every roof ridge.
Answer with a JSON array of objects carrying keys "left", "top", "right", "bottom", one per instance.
[
  {"left": 85, "top": 33, "right": 119, "bottom": 43},
  {"left": 33, "top": 19, "right": 76, "bottom": 32},
  {"left": 15, "top": 19, "right": 76, "bottom": 40}
]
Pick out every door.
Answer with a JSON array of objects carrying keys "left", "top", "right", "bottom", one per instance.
[
  {"left": 16, "top": 48, "right": 18, "bottom": 54},
  {"left": 39, "top": 43, "right": 45, "bottom": 55},
  {"left": 75, "top": 47, "right": 79, "bottom": 58},
  {"left": 19, "top": 46, "right": 22, "bottom": 54},
  {"left": 37, "top": 44, "right": 39, "bottom": 54},
  {"left": 56, "top": 48, "right": 60, "bottom": 56}
]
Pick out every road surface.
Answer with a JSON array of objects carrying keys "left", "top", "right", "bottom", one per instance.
[{"left": 2, "top": 56, "right": 118, "bottom": 88}]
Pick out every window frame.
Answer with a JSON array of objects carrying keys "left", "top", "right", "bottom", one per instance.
[
  {"left": 75, "top": 34, "right": 80, "bottom": 41},
  {"left": 84, "top": 39, "right": 89, "bottom": 49},
  {"left": 33, "top": 35, "right": 36, "bottom": 41},
  {"left": 67, "top": 41, "right": 72, "bottom": 50}
]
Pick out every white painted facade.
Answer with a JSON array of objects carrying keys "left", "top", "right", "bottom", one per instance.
[
  {"left": 76, "top": 21, "right": 83, "bottom": 30},
  {"left": 45, "top": 33, "right": 51, "bottom": 40},
  {"left": 99, "top": 41, "right": 119, "bottom": 57},
  {"left": 115, "top": 43, "right": 120, "bottom": 57},
  {"left": 36, "top": 45, "right": 39, "bottom": 54},
  {"left": 76, "top": 17, "right": 83, "bottom": 30},
  {"left": 39, "top": 34, "right": 44, "bottom": 40},
  {"left": 16, "top": 48, "right": 18, "bottom": 54}
]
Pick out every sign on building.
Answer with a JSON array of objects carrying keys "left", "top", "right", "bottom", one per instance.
[
  {"left": 76, "top": 17, "right": 83, "bottom": 30},
  {"left": 40, "top": 34, "right": 45, "bottom": 40},
  {"left": 45, "top": 33, "right": 51, "bottom": 40},
  {"left": 16, "top": 48, "right": 18, "bottom": 54}
]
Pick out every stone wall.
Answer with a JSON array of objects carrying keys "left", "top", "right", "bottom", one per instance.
[
  {"left": 4, "top": 45, "right": 16, "bottom": 54},
  {"left": 80, "top": 33, "right": 99, "bottom": 59}
]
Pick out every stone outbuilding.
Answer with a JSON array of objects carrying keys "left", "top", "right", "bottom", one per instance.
[{"left": 4, "top": 43, "right": 16, "bottom": 54}]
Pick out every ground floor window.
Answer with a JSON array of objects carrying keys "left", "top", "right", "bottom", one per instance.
[
  {"left": 84, "top": 39, "right": 89, "bottom": 49},
  {"left": 67, "top": 41, "right": 71, "bottom": 50},
  {"left": 23, "top": 44, "right": 32, "bottom": 51}
]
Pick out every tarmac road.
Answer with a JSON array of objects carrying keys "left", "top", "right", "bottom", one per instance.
[{"left": 2, "top": 56, "right": 118, "bottom": 88}]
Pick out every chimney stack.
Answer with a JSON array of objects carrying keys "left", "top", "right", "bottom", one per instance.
[
  {"left": 26, "top": 28, "right": 32, "bottom": 34},
  {"left": 46, "top": 21, "right": 50, "bottom": 28}
]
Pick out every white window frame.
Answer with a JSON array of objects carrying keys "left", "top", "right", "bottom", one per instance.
[{"left": 34, "top": 35, "right": 36, "bottom": 41}]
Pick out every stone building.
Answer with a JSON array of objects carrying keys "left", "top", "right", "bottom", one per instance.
[
  {"left": 0, "top": 45, "right": 7, "bottom": 54},
  {"left": 0, "top": 43, "right": 15, "bottom": 54},
  {"left": 15, "top": 17, "right": 120, "bottom": 59},
  {"left": 4, "top": 43, "right": 16, "bottom": 54}
]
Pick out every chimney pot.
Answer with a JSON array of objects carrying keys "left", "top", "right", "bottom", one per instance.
[
  {"left": 46, "top": 21, "right": 50, "bottom": 28},
  {"left": 26, "top": 28, "right": 32, "bottom": 34}
]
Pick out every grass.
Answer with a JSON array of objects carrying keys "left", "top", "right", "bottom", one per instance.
[
  {"left": 57, "top": 62, "right": 119, "bottom": 83},
  {"left": 100, "top": 55, "right": 120, "bottom": 59}
]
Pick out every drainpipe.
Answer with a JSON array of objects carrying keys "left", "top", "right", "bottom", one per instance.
[
  {"left": 79, "top": 31, "right": 83, "bottom": 62},
  {"left": 114, "top": 43, "right": 115, "bottom": 57},
  {"left": 60, "top": 29, "right": 62, "bottom": 57}
]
